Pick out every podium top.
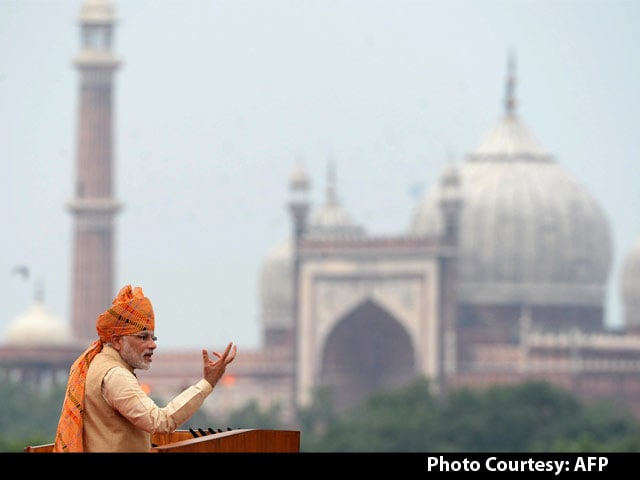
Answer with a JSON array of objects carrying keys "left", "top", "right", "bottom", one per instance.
[{"left": 149, "top": 429, "right": 300, "bottom": 453}]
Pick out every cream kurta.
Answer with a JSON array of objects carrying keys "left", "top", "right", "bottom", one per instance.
[{"left": 83, "top": 345, "right": 213, "bottom": 452}]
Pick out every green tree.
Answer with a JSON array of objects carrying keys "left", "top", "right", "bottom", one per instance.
[
  {"left": 4, "top": 375, "right": 640, "bottom": 453},
  {"left": 0, "top": 379, "right": 66, "bottom": 451}
]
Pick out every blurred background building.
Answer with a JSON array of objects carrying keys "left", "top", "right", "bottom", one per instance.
[{"left": 2, "top": 0, "right": 640, "bottom": 426}]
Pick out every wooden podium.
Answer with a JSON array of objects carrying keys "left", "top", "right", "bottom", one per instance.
[{"left": 24, "top": 429, "right": 300, "bottom": 453}]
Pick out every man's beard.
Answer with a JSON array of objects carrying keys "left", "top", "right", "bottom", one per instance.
[{"left": 120, "top": 340, "right": 152, "bottom": 370}]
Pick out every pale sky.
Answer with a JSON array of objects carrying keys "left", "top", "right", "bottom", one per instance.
[{"left": 1, "top": 0, "right": 638, "bottom": 350}]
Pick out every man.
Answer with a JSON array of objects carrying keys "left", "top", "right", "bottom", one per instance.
[{"left": 53, "top": 284, "right": 236, "bottom": 452}]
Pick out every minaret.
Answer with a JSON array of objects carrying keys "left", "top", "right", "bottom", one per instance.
[{"left": 67, "top": 0, "right": 121, "bottom": 341}]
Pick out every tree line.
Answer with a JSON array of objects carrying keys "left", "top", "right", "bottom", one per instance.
[{"left": 2, "top": 377, "right": 639, "bottom": 452}]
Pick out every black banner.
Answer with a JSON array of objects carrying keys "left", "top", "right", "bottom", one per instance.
[{"left": 3, "top": 452, "right": 637, "bottom": 475}]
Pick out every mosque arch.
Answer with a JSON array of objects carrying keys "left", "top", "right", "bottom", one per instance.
[{"left": 319, "top": 299, "right": 416, "bottom": 411}]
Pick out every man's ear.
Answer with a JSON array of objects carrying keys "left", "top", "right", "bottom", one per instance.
[{"left": 110, "top": 335, "right": 123, "bottom": 351}]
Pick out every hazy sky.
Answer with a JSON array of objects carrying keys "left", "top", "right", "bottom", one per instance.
[{"left": 1, "top": 0, "right": 638, "bottom": 350}]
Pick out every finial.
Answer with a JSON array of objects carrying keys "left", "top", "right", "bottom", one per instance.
[
  {"left": 505, "top": 50, "right": 517, "bottom": 115},
  {"left": 35, "top": 279, "right": 45, "bottom": 304}
]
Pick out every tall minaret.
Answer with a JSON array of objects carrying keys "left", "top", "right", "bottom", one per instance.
[{"left": 67, "top": 0, "right": 121, "bottom": 341}]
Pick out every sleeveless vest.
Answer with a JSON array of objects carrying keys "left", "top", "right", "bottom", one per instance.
[{"left": 83, "top": 346, "right": 152, "bottom": 452}]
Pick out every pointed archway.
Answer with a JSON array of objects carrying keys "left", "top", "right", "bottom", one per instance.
[{"left": 319, "top": 299, "right": 415, "bottom": 411}]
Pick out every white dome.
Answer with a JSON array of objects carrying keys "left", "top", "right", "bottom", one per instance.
[
  {"left": 307, "top": 199, "right": 366, "bottom": 238},
  {"left": 5, "top": 302, "right": 72, "bottom": 345},
  {"left": 410, "top": 111, "right": 612, "bottom": 307},
  {"left": 621, "top": 236, "right": 640, "bottom": 329},
  {"left": 306, "top": 162, "right": 366, "bottom": 239}
]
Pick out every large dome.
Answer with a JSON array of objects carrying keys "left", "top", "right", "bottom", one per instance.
[
  {"left": 410, "top": 74, "right": 612, "bottom": 307},
  {"left": 621, "top": 236, "right": 640, "bottom": 329}
]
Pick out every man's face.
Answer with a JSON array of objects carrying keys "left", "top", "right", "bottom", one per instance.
[{"left": 118, "top": 331, "right": 157, "bottom": 370}]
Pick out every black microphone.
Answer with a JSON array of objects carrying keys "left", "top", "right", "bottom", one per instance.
[{"left": 189, "top": 428, "right": 199, "bottom": 438}]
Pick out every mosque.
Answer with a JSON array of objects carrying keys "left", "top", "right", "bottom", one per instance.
[{"left": 2, "top": 0, "right": 640, "bottom": 426}]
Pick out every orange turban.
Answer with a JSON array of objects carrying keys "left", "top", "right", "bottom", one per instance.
[
  {"left": 53, "top": 285, "right": 154, "bottom": 452},
  {"left": 97, "top": 285, "right": 155, "bottom": 340}
]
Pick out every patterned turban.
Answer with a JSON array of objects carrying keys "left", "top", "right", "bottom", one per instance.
[{"left": 53, "top": 285, "right": 155, "bottom": 452}]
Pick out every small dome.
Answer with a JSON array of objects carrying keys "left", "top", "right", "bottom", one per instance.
[
  {"left": 306, "top": 161, "right": 366, "bottom": 238},
  {"left": 621, "top": 236, "right": 640, "bottom": 329},
  {"left": 289, "top": 163, "right": 310, "bottom": 191},
  {"left": 80, "top": 0, "right": 116, "bottom": 25},
  {"left": 5, "top": 302, "right": 71, "bottom": 345},
  {"left": 308, "top": 199, "right": 366, "bottom": 238}
]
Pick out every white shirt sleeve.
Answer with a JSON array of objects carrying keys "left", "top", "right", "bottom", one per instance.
[{"left": 102, "top": 366, "right": 214, "bottom": 434}]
